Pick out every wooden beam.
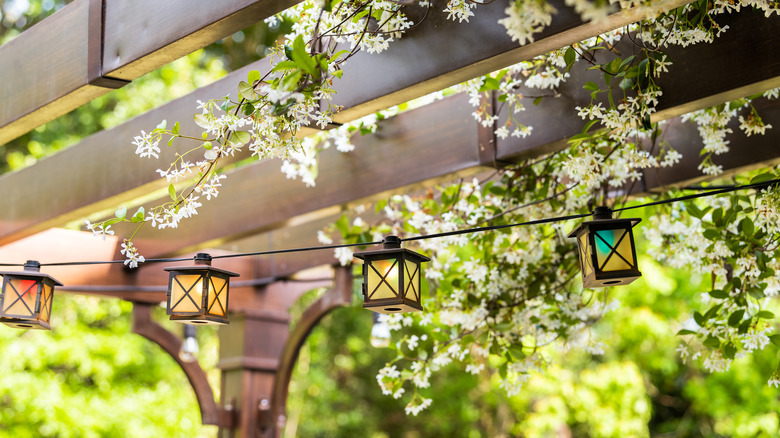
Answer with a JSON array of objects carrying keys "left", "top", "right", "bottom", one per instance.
[
  {"left": 330, "top": 0, "right": 690, "bottom": 122},
  {"left": 113, "top": 93, "right": 485, "bottom": 256},
  {"left": 1, "top": 7, "right": 777, "bottom": 252},
  {"left": 0, "top": 0, "right": 298, "bottom": 145},
  {"left": 101, "top": 0, "right": 297, "bottom": 80},
  {"left": 0, "top": 0, "right": 126, "bottom": 146}
]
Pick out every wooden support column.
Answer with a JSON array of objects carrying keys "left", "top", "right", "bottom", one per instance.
[{"left": 217, "top": 272, "right": 339, "bottom": 437}]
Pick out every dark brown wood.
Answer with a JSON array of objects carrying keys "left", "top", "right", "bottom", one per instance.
[
  {"left": 653, "top": 11, "right": 780, "bottom": 122},
  {"left": 266, "top": 266, "right": 352, "bottom": 437},
  {"left": 101, "top": 0, "right": 298, "bottom": 80},
  {"left": 0, "top": 0, "right": 112, "bottom": 145},
  {"left": 2, "top": 4, "right": 775, "bottom": 249},
  {"left": 217, "top": 275, "right": 334, "bottom": 437},
  {"left": 331, "top": 0, "right": 689, "bottom": 123},
  {"left": 0, "top": 0, "right": 298, "bottom": 145},
  {"left": 111, "top": 93, "right": 485, "bottom": 257},
  {"left": 131, "top": 302, "right": 233, "bottom": 427}
]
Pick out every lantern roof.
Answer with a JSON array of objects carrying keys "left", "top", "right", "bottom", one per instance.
[
  {"left": 354, "top": 236, "right": 431, "bottom": 262},
  {"left": 567, "top": 207, "right": 641, "bottom": 238},
  {"left": 0, "top": 260, "right": 63, "bottom": 286}
]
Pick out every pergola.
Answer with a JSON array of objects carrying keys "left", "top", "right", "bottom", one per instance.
[{"left": 1, "top": 0, "right": 778, "bottom": 436}]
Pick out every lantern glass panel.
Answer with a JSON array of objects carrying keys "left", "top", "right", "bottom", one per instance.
[
  {"left": 367, "top": 259, "right": 399, "bottom": 299},
  {"left": 578, "top": 233, "right": 593, "bottom": 277},
  {"left": 4, "top": 278, "right": 38, "bottom": 317},
  {"left": 404, "top": 259, "right": 419, "bottom": 301},
  {"left": 171, "top": 274, "right": 203, "bottom": 313},
  {"left": 40, "top": 284, "right": 53, "bottom": 323},
  {"left": 208, "top": 275, "right": 227, "bottom": 317},
  {"left": 594, "top": 229, "right": 634, "bottom": 272}
]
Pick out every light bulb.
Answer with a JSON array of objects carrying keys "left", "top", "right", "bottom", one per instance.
[
  {"left": 370, "top": 321, "right": 391, "bottom": 348},
  {"left": 179, "top": 325, "right": 199, "bottom": 362}
]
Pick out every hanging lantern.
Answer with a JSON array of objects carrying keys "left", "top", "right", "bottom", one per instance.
[
  {"left": 354, "top": 236, "right": 430, "bottom": 314},
  {"left": 0, "top": 260, "right": 62, "bottom": 330},
  {"left": 164, "top": 253, "right": 239, "bottom": 325},
  {"left": 568, "top": 207, "right": 642, "bottom": 288}
]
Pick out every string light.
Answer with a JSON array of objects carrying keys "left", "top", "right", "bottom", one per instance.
[
  {"left": 2, "top": 177, "right": 774, "bottom": 269},
  {"left": 0, "top": 177, "right": 774, "bottom": 329}
]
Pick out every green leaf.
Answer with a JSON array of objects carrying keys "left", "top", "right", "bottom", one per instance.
[
  {"left": 533, "top": 96, "right": 543, "bottom": 106},
  {"left": 248, "top": 69, "right": 261, "bottom": 83},
  {"left": 478, "top": 77, "right": 500, "bottom": 92},
  {"left": 291, "top": 35, "right": 318, "bottom": 76},
  {"left": 115, "top": 206, "right": 127, "bottom": 220},
  {"left": 750, "top": 172, "right": 775, "bottom": 185},
  {"left": 703, "top": 335, "right": 720, "bottom": 348},
  {"left": 564, "top": 47, "right": 576, "bottom": 68},
  {"left": 238, "top": 81, "right": 258, "bottom": 100},
  {"left": 686, "top": 203, "right": 705, "bottom": 219},
  {"left": 738, "top": 319, "right": 751, "bottom": 334},
  {"left": 619, "top": 78, "right": 634, "bottom": 90},
  {"left": 156, "top": 120, "right": 167, "bottom": 130},
  {"left": 194, "top": 113, "right": 214, "bottom": 129},
  {"left": 723, "top": 342, "right": 737, "bottom": 360},
  {"left": 739, "top": 217, "right": 754, "bottom": 237},
  {"left": 335, "top": 215, "right": 350, "bottom": 236},
  {"left": 677, "top": 329, "right": 697, "bottom": 336},
  {"left": 583, "top": 81, "right": 599, "bottom": 92},
  {"left": 693, "top": 311, "right": 705, "bottom": 326},
  {"left": 168, "top": 183, "right": 177, "bottom": 201},
  {"left": 748, "top": 287, "right": 766, "bottom": 299},
  {"left": 727, "top": 309, "right": 745, "bottom": 327},
  {"left": 708, "top": 289, "right": 729, "bottom": 299},
  {"left": 171, "top": 121, "right": 180, "bottom": 135},
  {"left": 758, "top": 310, "right": 775, "bottom": 320},
  {"left": 271, "top": 60, "right": 298, "bottom": 72},
  {"left": 229, "top": 131, "right": 251, "bottom": 146},
  {"left": 130, "top": 207, "right": 146, "bottom": 223},
  {"left": 770, "top": 334, "right": 780, "bottom": 346}
]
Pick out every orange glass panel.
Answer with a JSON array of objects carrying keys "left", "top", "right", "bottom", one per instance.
[
  {"left": 39, "top": 284, "right": 53, "bottom": 323},
  {"left": 367, "top": 259, "right": 398, "bottom": 299},
  {"left": 578, "top": 233, "right": 593, "bottom": 276},
  {"left": 208, "top": 276, "right": 228, "bottom": 316},
  {"left": 170, "top": 274, "right": 203, "bottom": 313},
  {"left": 2, "top": 278, "right": 38, "bottom": 317}
]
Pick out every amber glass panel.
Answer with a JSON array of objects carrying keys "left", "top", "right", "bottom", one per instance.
[
  {"left": 578, "top": 233, "right": 593, "bottom": 277},
  {"left": 2, "top": 278, "right": 38, "bottom": 317},
  {"left": 404, "top": 260, "right": 419, "bottom": 301},
  {"left": 170, "top": 274, "right": 203, "bottom": 313},
  {"left": 208, "top": 276, "right": 227, "bottom": 316},
  {"left": 39, "top": 284, "right": 53, "bottom": 323},
  {"left": 367, "top": 259, "right": 398, "bottom": 299},
  {"left": 595, "top": 229, "right": 631, "bottom": 271}
]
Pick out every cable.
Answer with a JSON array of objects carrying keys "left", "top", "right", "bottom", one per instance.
[{"left": 4, "top": 177, "right": 777, "bottom": 269}]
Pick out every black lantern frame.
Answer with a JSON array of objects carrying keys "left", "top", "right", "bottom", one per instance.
[
  {"left": 568, "top": 207, "right": 642, "bottom": 288},
  {"left": 354, "top": 236, "right": 431, "bottom": 314},
  {"left": 0, "top": 260, "right": 62, "bottom": 330},
  {"left": 164, "top": 253, "right": 239, "bottom": 325}
]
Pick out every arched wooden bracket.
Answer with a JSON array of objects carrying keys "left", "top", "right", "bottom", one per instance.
[
  {"left": 261, "top": 265, "right": 353, "bottom": 436},
  {"left": 131, "top": 302, "right": 235, "bottom": 428}
]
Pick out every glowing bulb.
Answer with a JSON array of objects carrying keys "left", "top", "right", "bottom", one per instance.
[
  {"left": 179, "top": 325, "right": 199, "bottom": 362},
  {"left": 370, "top": 321, "right": 391, "bottom": 348}
]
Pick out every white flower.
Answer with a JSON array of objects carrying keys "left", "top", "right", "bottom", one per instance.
[
  {"left": 334, "top": 247, "right": 353, "bottom": 266},
  {"left": 132, "top": 130, "right": 161, "bottom": 159},
  {"left": 120, "top": 240, "right": 145, "bottom": 269},
  {"left": 317, "top": 230, "right": 333, "bottom": 245}
]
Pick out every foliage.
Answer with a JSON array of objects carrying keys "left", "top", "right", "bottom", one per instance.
[{"left": 0, "top": 295, "right": 217, "bottom": 437}]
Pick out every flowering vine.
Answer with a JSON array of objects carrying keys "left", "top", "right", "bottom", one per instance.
[{"left": 80, "top": 0, "right": 780, "bottom": 415}]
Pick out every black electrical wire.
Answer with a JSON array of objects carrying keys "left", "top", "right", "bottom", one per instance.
[{"left": 4, "top": 177, "right": 777, "bottom": 269}]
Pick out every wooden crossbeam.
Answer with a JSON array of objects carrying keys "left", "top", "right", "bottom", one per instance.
[
  {"left": 0, "top": 0, "right": 299, "bottom": 145},
  {"left": 0, "top": 6, "right": 777, "bottom": 255}
]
